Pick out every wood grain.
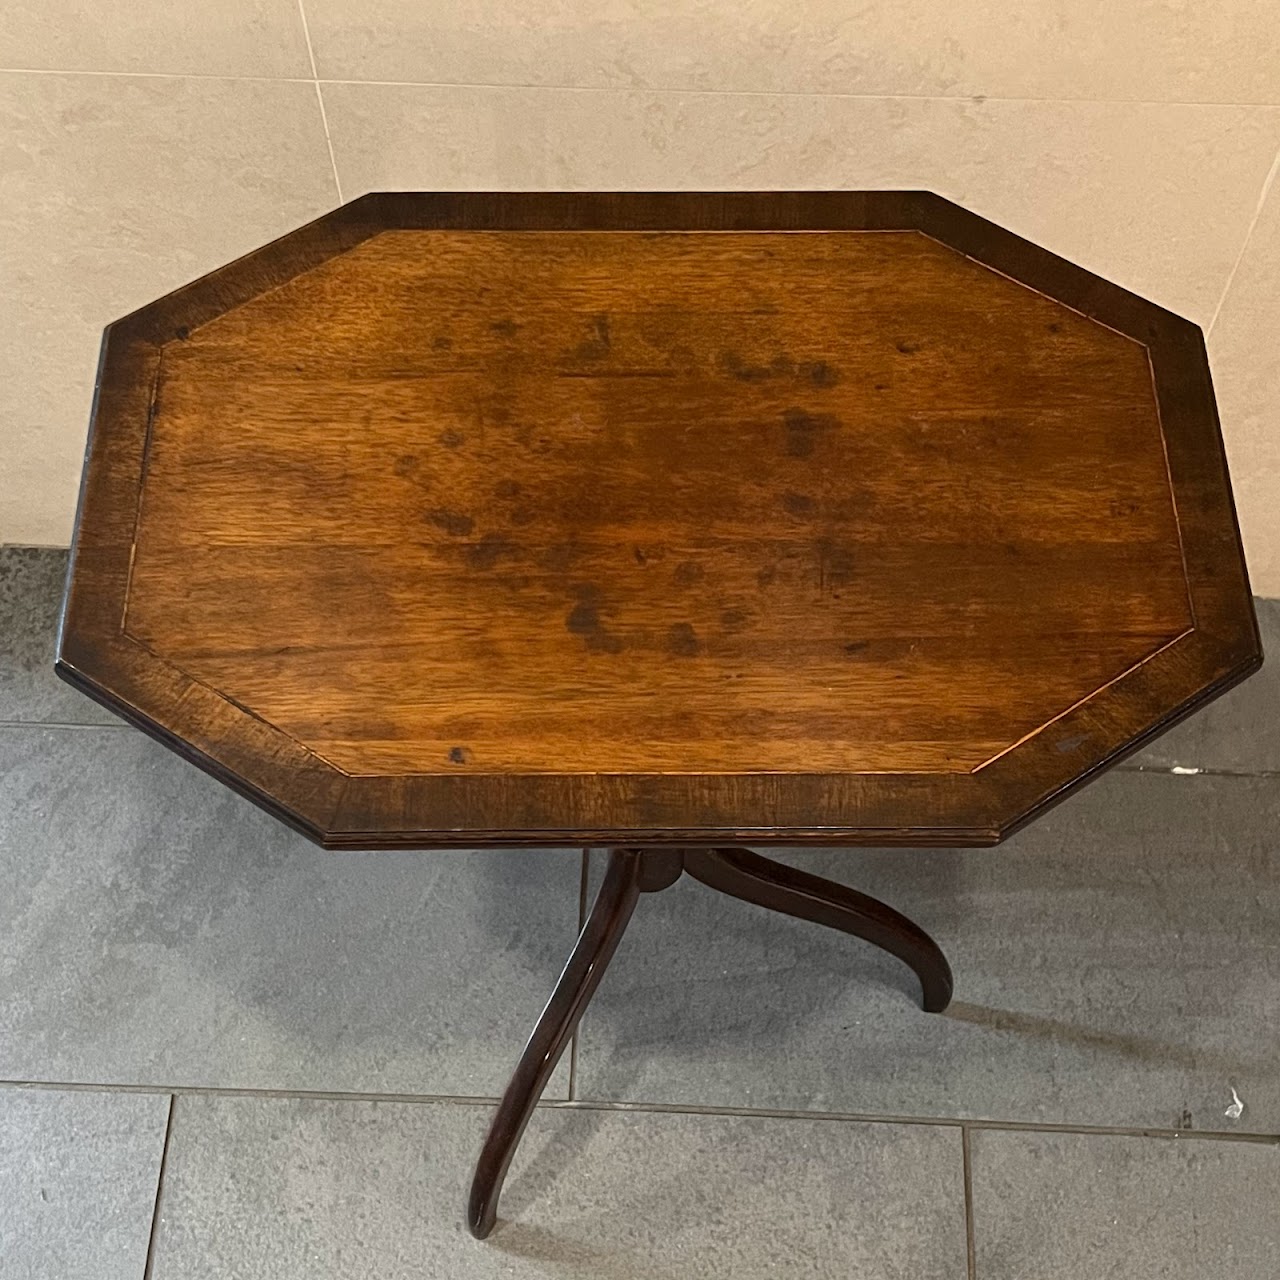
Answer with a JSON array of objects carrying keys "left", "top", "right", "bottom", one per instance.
[{"left": 57, "top": 192, "right": 1260, "bottom": 845}]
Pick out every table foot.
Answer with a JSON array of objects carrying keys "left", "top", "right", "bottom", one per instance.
[
  {"left": 467, "top": 847, "right": 655, "bottom": 1239},
  {"left": 683, "top": 848, "right": 954, "bottom": 1013},
  {"left": 467, "top": 844, "right": 952, "bottom": 1238}
]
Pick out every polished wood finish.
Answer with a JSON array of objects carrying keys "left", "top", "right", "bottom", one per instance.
[
  {"left": 467, "top": 845, "right": 953, "bottom": 1239},
  {"left": 57, "top": 192, "right": 1261, "bottom": 846},
  {"left": 683, "top": 848, "right": 953, "bottom": 1012},
  {"left": 468, "top": 847, "right": 647, "bottom": 1240}
]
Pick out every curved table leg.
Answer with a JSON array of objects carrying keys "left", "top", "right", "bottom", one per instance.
[
  {"left": 467, "top": 847, "right": 648, "bottom": 1239},
  {"left": 683, "top": 847, "right": 954, "bottom": 1013}
]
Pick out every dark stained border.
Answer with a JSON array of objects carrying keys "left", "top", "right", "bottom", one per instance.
[{"left": 57, "top": 191, "right": 1262, "bottom": 849}]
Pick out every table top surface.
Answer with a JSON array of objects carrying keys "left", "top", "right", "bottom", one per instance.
[{"left": 57, "top": 192, "right": 1260, "bottom": 848}]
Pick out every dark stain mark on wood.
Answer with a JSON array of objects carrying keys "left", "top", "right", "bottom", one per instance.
[
  {"left": 756, "top": 564, "right": 778, "bottom": 588},
  {"left": 510, "top": 506, "right": 535, "bottom": 526},
  {"left": 1048, "top": 322, "right": 1062, "bottom": 334},
  {"left": 1110, "top": 499, "right": 1139, "bottom": 518},
  {"left": 874, "top": 382, "right": 887, "bottom": 391},
  {"left": 425, "top": 508, "right": 475, "bottom": 536},
  {"left": 560, "top": 369, "right": 676, "bottom": 380},
  {"left": 174, "top": 325, "right": 190, "bottom": 341},
  {"left": 468, "top": 533, "right": 515, "bottom": 570},
  {"left": 896, "top": 340, "right": 919, "bottom": 354},
  {"left": 494, "top": 479, "right": 522, "bottom": 500},
  {"left": 633, "top": 546, "right": 648, "bottom": 565},
  {"left": 783, "top": 408, "right": 838, "bottom": 459},
  {"left": 448, "top": 746, "right": 471, "bottom": 764},
  {"left": 439, "top": 429, "right": 465, "bottom": 449},
  {"left": 566, "top": 584, "right": 624, "bottom": 654},
  {"left": 667, "top": 622, "right": 700, "bottom": 657},
  {"left": 718, "top": 352, "right": 839, "bottom": 388},
  {"left": 541, "top": 543, "right": 581, "bottom": 573},
  {"left": 782, "top": 492, "right": 816, "bottom": 517},
  {"left": 393, "top": 454, "right": 420, "bottom": 477},
  {"left": 673, "top": 561, "right": 705, "bottom": 586},
  {"left": 720, "top": 608, "right": 748, "bottom": 631},
  {"left": 817, "top": 539, "right": 856, "bottom": 593},
  {"left": 844, "top": 640, "right": 870, "bottom": 656},
  {"left": 431, "top": 334, "right": 453, "bottom": 351},
  {"left": 491, "top": 318, "right": 520, "bottom": 338},
  {"left": 572, "top": 314, "right": 612, "bottom": 362},
  {"left": 718, "top": 351, "right": 789, "bottom": 382}
]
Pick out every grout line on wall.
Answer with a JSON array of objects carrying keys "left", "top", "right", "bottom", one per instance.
[
  {"left": 3, "top": 1078, "right": 1277, "bottom": 1146},
  {"left": 292, "top": 0, "right": 344, "bottom": 204},
  {"left": 311, "top": 82, "right": 344, "bottom": 204},
  {"left": 1207, "top": 141, "right": 1280, "bottom": 337},
  {"left": 141, "top": 1095, "right": 175, "bottom": 1280},
  {"left": 962, "top": 1127, "right": 978, "bottom": 1279},
  {"left": 0, "top": 66, "right": 314, "bottom": 84},
  {"left": 3, "top": 65, "right": 1280, "bottom": 112},
  {"left": 261, "top": 78, "right": 1280, "bottom": 112}
]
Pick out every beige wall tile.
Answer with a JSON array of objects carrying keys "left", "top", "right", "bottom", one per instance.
[
  {"left": 0, "top": 73, "right": 338, "bottom": 547},
  {"left": 1209, "top": 158, "right": 1280, "bottom": 597},
  {"left": 0, "top": 0, "right": 312, "bottom": 79},
  {"left": 323, "top": 83, "right": 1280, "bottom": 323},
  {"left": 305, "top": 0, "right": 1280, "bottom": 105}
]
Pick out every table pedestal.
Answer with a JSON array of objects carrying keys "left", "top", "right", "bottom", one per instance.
[{"left": 467, "top": 847, "right": 953, "bottom": 1238}]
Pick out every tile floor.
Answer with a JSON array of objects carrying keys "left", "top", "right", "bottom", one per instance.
[{"left": 2, "top": 544, "right": 1278, "bottom": 1277}]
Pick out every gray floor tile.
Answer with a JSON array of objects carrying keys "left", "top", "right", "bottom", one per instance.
[
  {"left": 0, "top": 1086, "right": 169, "bottom": 1280},
  {"left": 970, "top": 1128, "right": 1280, "bottom": 1279},
  {"left": 150, "top": 1093, "right": 966, "bottom": 1278},
  {"left": 0, "top": 725, "right": 578, "bottom": 1097},
  {"left": 1129, "top": 596, "right": 1278, "bottom": 773},
  {"left": 576, "top": 771, "right": 1280, "bottom": 1133},
  {"left": 0, "top": 546, "right": 116, "bottom": 725}
]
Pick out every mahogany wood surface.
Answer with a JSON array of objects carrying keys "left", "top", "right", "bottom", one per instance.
[{"left": 57, "top": 192, "right": 1261, "bottom": 847}]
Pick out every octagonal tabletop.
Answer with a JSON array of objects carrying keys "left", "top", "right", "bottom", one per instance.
[{"left": 58, "top": 192, "right": 1260, "bottom": 848}]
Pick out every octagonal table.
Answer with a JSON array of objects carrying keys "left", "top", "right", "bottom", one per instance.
[{"left": 57, "top": 192, "right": 1261, "bottom": 1238}]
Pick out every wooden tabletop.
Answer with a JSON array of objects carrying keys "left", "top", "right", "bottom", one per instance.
[{"left": 58, "top": 192, "right": 1260, "bottom": 848}]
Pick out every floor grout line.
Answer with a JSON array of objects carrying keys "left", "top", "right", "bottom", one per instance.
[
  {"left": 1, "top": 64, "right": 1280, "bottom": 111},
  {"left": 1117, "top": 763, "right": 1280, "bottom": 779},
  {"left": 3, "top": 1078, "right": 1276, "bottom": 1146},
  {"left": 0, "top": 1078, "right": 506, "bottom": 1106},
  {"left": 547, "top": 1099, "right": 1280, "bottom": 1146},
  {"left": 140, "top": 1095, "right": 175, "bottom": 1280},
  {"left": 0, "top": 721, "right": 133, "bottom": 730},
  {"left": 962, "top": 1127, "right": 978, "bottom": 1280}
]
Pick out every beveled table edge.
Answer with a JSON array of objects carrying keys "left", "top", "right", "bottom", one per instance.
[{"left": 56, "top": 189, "right": 1264, "bottom": 850}]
